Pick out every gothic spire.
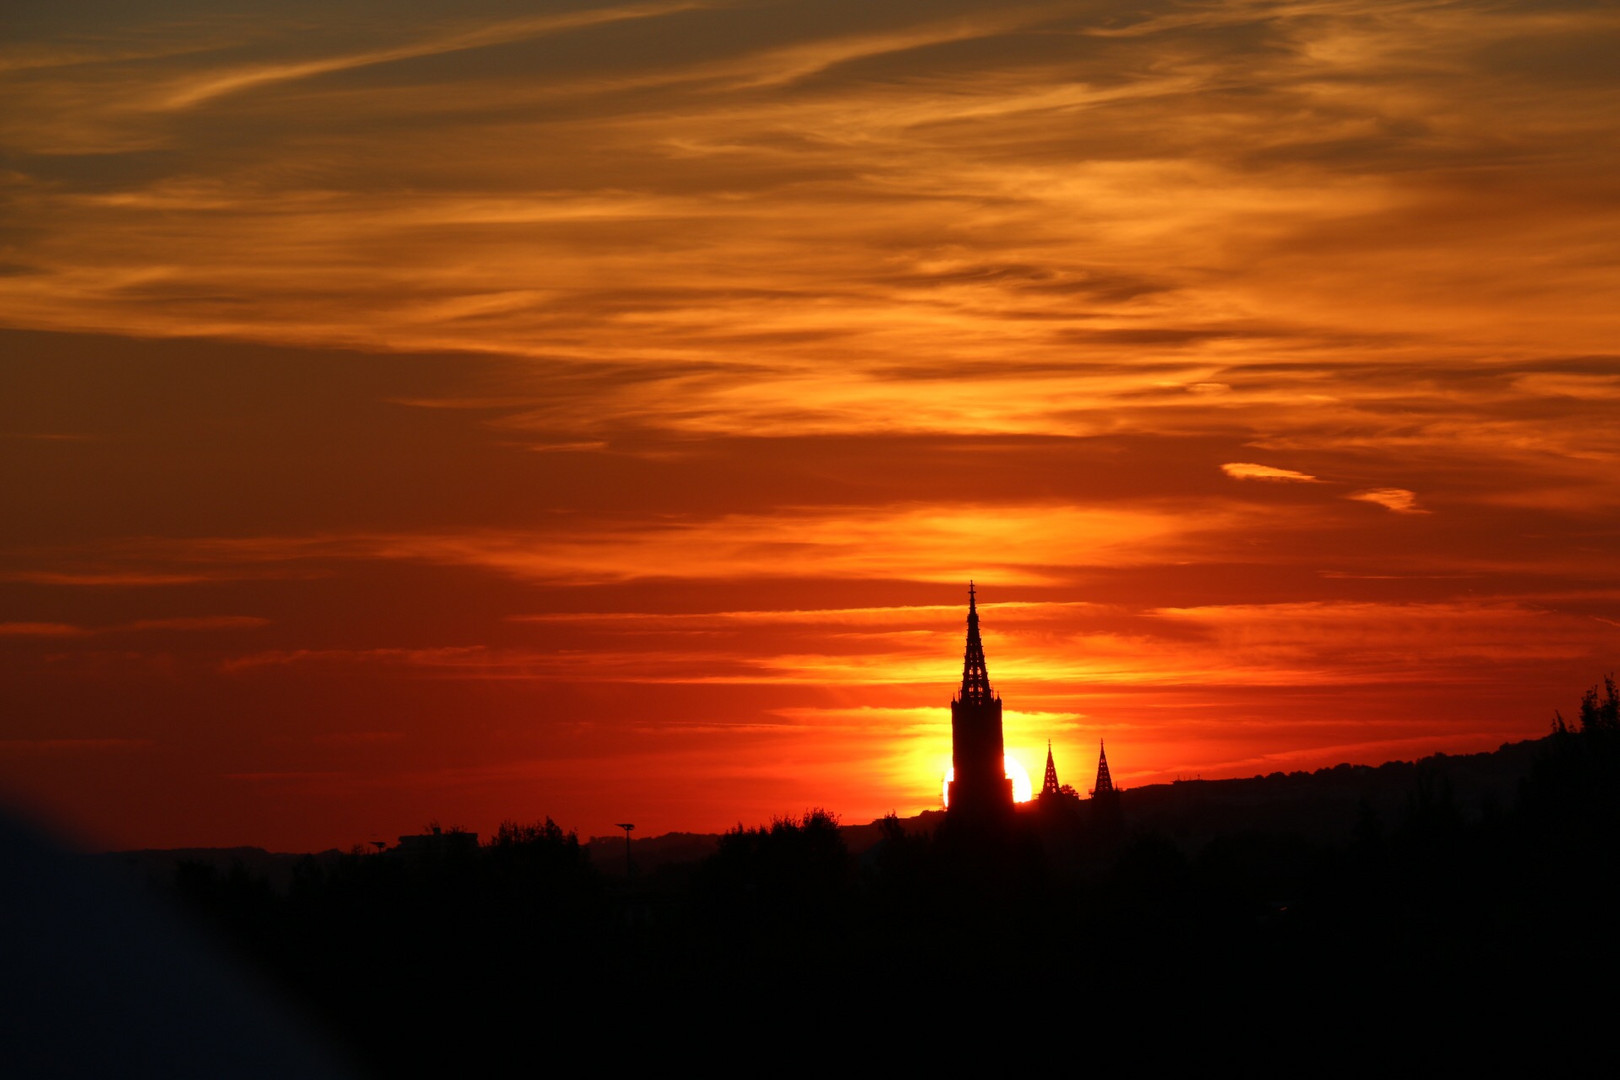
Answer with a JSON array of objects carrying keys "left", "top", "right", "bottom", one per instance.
[
  {"left": 1040, "top": 739, "right": 1061, "bottom": 798},
  {"left": 958, "top": 581, "right": 994, "bottom": 705},
  {"left": 1093, "top": 738, "right": 1115, "bottom": 796}
]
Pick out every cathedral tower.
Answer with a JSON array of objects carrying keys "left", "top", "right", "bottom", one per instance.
[{"left": 947, "top": 583, "right": 1013, "bottom": 818}]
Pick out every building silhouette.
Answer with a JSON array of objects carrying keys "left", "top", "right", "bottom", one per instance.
[
  {"left": 943, "top": 586, "right": 1119, "bottom": 819},
  {"left": 392, "top": 824, "right": 479, "bottom": 864},
  {"left": 947, "top": 583, "right": 1014, "bottom": 819}
]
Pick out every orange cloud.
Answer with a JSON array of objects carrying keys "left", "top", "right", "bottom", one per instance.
[{"left": 0, "top": 622, "right": 84, "bottom": 637}]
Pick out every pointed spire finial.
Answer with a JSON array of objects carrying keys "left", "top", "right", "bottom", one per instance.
[{"left": 957, "top": 582, "right": 993, "bottom": 704}]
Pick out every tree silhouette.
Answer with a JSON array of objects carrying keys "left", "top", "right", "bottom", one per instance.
[
  {"left": 1579, "top": 674, "right": 1619, "bottom": 734},
  {"left": 704, "top": 809, "right": 849, "bottom": 906}
]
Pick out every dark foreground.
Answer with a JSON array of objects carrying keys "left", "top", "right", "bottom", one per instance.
[{"left": 18, "top": 684, "right": 1620, "bottom": 1075}]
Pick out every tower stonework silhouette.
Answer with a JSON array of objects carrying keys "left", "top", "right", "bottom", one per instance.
[{"left": 948, "top": 583, "right": 1013, "bottom": 819}]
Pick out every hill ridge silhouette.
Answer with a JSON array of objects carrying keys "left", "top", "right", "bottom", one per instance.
[{"left": 101, "top": 735, "right": 1546, "bottom": 879}]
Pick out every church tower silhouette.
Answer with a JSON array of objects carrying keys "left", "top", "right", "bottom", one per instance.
[{"left": 947, "top": 583, "right": 1013, "bottom": 818}]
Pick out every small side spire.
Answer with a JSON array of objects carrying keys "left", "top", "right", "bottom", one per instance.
[
  {"left": 1093, "top": 739, "right": 1115, "bottom": 796},
  {"left": 1040, "top": 739, "right": 1061, "bottom": 798}
]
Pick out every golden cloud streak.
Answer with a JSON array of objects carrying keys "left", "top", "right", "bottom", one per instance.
[
  {"left": 508, "top": 600, "right": 1102, "bottom": 628},
  {"left": 1222, "top": 462, "right": 1322, "bottom": 482},
  {"left": 1348, "top": 487, "right": 1426, "bottom": 513}
]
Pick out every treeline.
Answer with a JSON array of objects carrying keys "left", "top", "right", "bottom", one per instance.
[{"left": 169, "top": 679, "right": 1620, "bottom": 1074}]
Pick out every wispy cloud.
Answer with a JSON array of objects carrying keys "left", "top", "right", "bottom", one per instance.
[
  {"left": 0, "top": 622, "right": 84, "bottom": 637},
  {"left": 156, "top": 3, "right": 712, "bottom": 111},
  {"left": 0, "top": 738, "right": 152, "bottom": 755},
  {"left": 507, "top": 600, "right": 1102, "bottom": 628},
  {"left": 0, "top": 615, "right": 266, "bottom": 636}
]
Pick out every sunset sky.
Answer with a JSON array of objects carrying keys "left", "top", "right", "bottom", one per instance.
[{"left": 3, "top": 0, "right": 1618, "bottom": 852}]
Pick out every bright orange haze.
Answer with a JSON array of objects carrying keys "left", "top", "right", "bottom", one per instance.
[{"left": 2, "top": 1, "right": 1619, "bottom": 852}]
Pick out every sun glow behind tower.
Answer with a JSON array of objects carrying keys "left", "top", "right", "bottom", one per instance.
[
  {"left": 942, "top": 757, "right": 1034, "bottom": 808},
  {"left": 946, "top": 584, "right": 1017, "bottom": 819}
]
